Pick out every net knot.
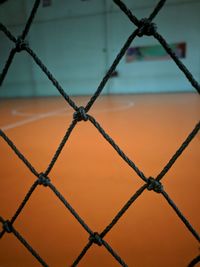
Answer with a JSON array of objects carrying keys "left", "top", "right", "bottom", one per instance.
[
  {"left": 3, "top": 220, "right": 12, "bottom": 233},
  {"left": 15, "top": 36, "right": 28, "bottom": 52},
  {"left": 137, "top": 18, "right": 157, "bottom": 37},
  {"left": 147, "top": 177, "right": 163, "bottom": 193},
  {"left": 38, "top": 173, "right": 50, "bottom": 187},
  {"left": 89, "top": 232, "right": 103, "bottom": 246},
  {"left": 73, "top": 107, "right": 88, "bottom": 122}
]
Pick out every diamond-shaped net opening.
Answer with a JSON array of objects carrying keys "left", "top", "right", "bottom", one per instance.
[{"left": 0, "top": 1, "right": 199, "bottom": 266}]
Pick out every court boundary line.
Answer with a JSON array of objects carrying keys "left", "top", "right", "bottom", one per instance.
[{"left": 1, "top": 99, "right": 134, "bottom": 131}]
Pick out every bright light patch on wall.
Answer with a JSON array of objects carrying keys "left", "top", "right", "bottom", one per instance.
[{"left": 42, "top": 0, "right": 52, "bottom": 7}]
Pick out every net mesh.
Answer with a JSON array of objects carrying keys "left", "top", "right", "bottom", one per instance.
[{"left": 0, "top": 0, "right": 199, "bottom": 266}]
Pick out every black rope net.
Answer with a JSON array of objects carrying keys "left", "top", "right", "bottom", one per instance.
[{"left": 0, "top": 0, "right": 199, "bottom": 266}]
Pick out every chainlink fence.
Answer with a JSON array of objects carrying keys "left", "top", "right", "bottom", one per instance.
[{"left": 0, "top": 0, "right": 200, "bottom": 266}]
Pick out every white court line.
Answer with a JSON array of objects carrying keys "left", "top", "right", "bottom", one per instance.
[
  {"left": 12, "top": 100, "right": 134, "bottom": 117},
  {"left": 94, "top": 100, "right": 134, "bottom": 115},
  {"left": 1, "top": 108, "right": 67, "bottom": 131},
  {"left": 12, "top": 109, "right": 41, "bottom": 117},
  {"left": 1, "top": 100, "right": 134, "bottom": 132}
]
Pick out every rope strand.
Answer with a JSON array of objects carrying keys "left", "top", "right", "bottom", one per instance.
[{"left": 0, "top": 0, "right": 199, "bottom": 266}]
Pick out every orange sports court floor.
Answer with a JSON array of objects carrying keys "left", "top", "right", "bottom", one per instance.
[{"left": 0, "top": 92, "right": 199, "bottom": 267}]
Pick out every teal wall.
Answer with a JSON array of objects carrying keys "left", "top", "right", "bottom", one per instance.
[
  {"left": 107, "top": 1, "right": 200, "bottom": 94},
  {"left": 0, "top": 0, "right": 199, "bottom": 97}
]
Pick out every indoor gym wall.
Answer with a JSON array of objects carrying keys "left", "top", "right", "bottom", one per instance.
[
  {"left": 0, "top": 0, "right": 200, "bottom": 98},
  {"left": 0, "top": 0, "right": 200, "bottom": 266}
]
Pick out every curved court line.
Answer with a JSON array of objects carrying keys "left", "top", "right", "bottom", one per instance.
[
  {"left": 12, "top": 109, "right": 41, "bottom": 117},
  {"left": 11, "top": 100, "right": 134, "bottom": 117},
  {"left": 1, "top": 108, "right": 67, "bottom": 131},
  {"left": 93, "top": 100, "right": 134, "bottom": 115},
  {"left": 1, "top": 100, "right": 134, "bottom": 131},
  {"left": 11, "top": 106, "right": 71, "bottom": 117}
]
